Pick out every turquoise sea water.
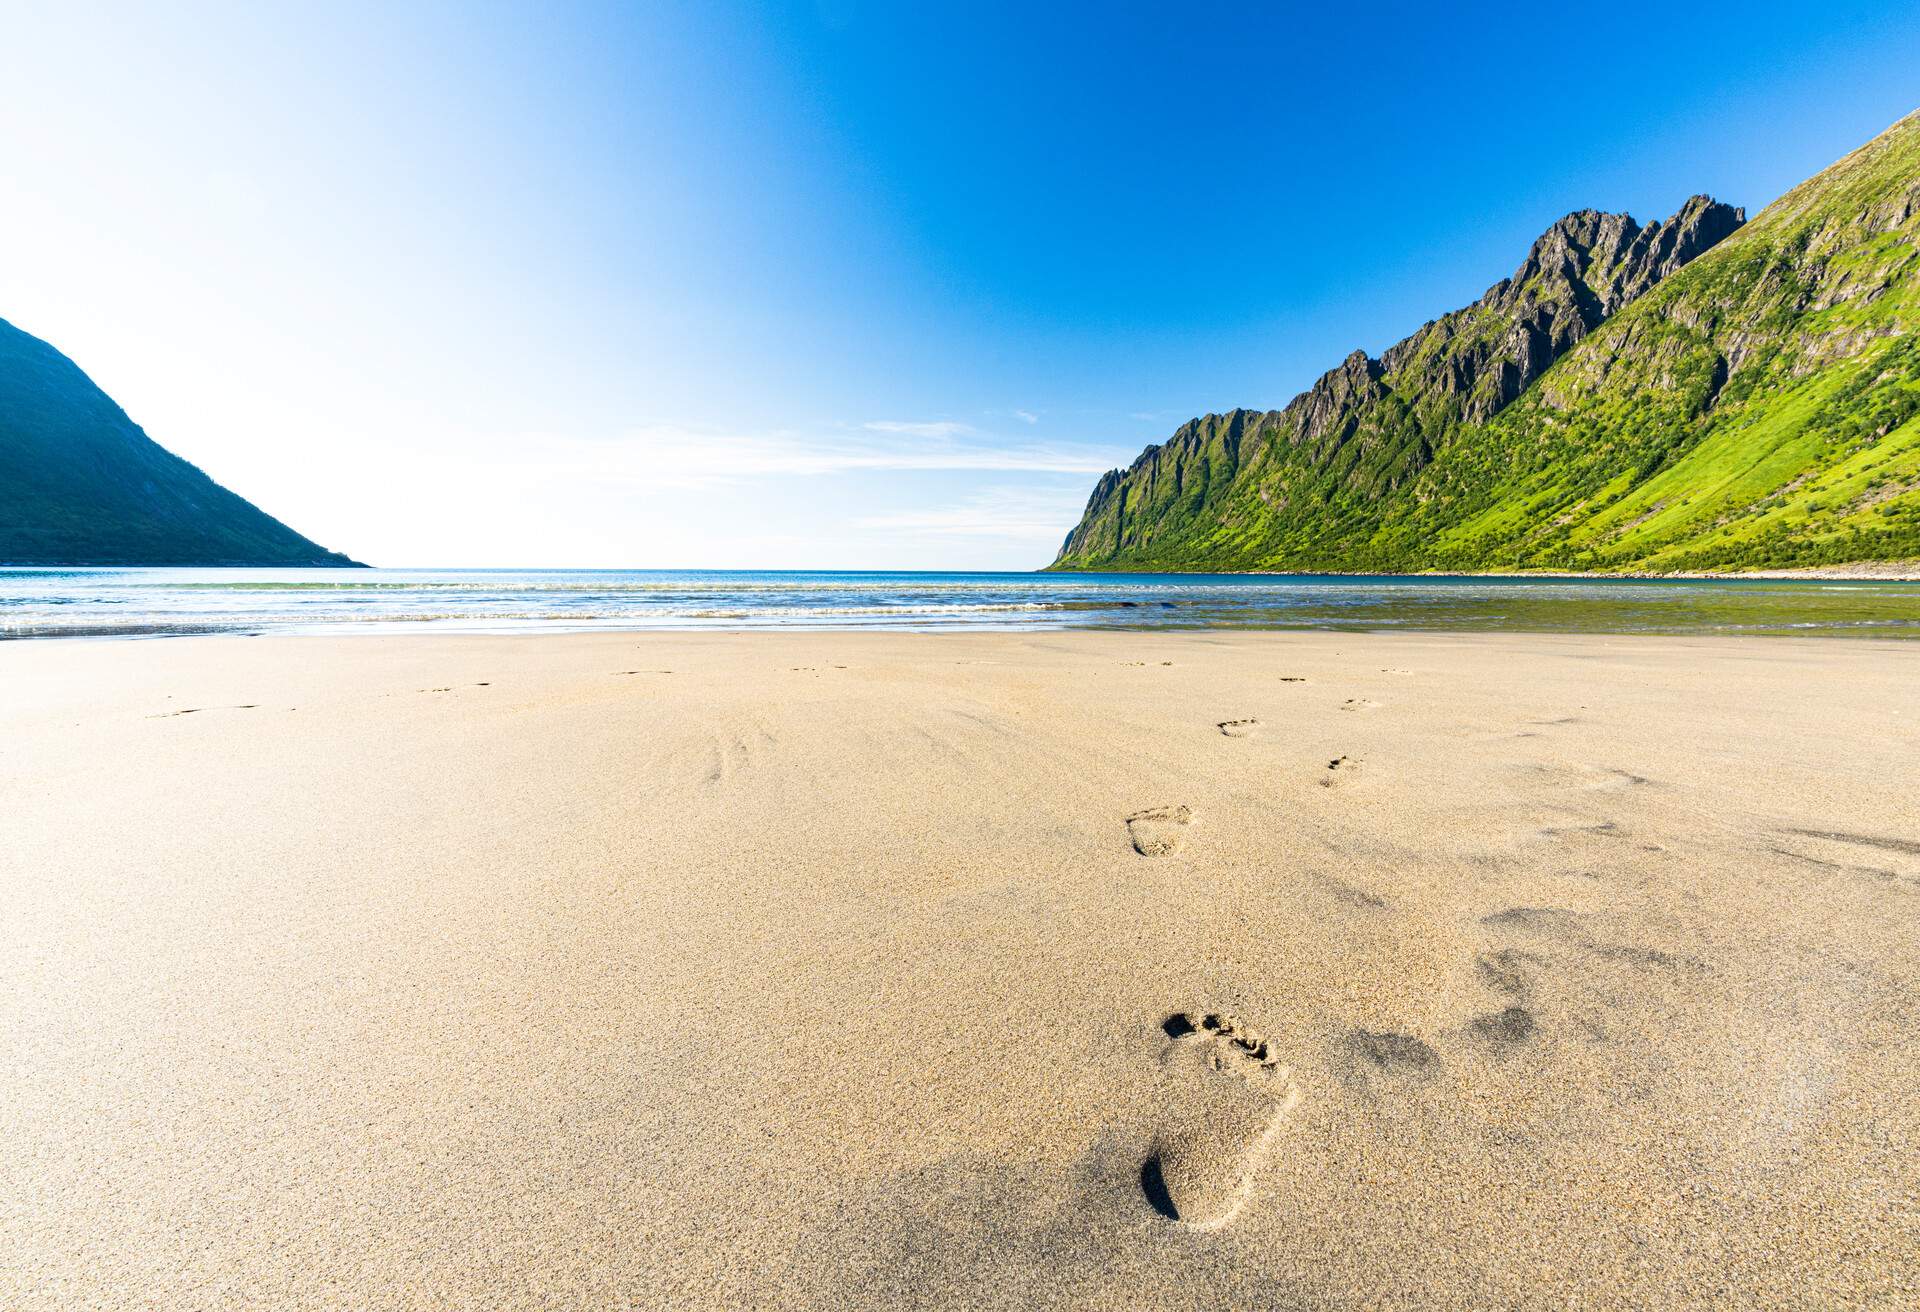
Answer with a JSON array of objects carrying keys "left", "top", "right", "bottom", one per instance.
[{"left": 4, "top": 567, "right": 1920, "bottom": 639}]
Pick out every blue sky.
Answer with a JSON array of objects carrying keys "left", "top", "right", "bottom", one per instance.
[{"left": 4, "top": 2, "right": 1917, "bottom": 568}]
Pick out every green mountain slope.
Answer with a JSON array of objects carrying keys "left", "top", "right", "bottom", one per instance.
[
  {"left": 1052, "top": 110, "right": 1920, "bottom": 574},
  {"left": 0, "top": 317, "right": 358, "bottom": 566}
]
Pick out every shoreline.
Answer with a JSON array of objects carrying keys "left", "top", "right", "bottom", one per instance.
[
  {"left": 1048, "top": 560, "right": 1920, "bottom": 581},
  {"left": 7, "top": 565, "right": 1920, "bottom": 645},
  {"left": 11, "top": 559, "right": 1920, "bottom": 581}
]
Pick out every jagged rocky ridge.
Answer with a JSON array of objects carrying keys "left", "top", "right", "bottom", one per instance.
[
  {"left": 0, "top": 316, "right": 358, "bottom": 566},
  {"left": 1054, "top": 110, "right": 1920, "bottom": 573}
]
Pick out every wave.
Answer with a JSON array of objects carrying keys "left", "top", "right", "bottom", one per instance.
[{"left": 7, "top": 569, "right": 1919, "bottom": 640}]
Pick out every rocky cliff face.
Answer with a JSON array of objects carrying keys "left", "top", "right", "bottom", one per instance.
[
  {"left": 0, "top": 317, "right": 359, "bottom": 566},
  {"left": 1392, "top": 109, "right": 1920, "bottom": 573},
  {"left": 1056, "top": 115, "right": 1920, "bottom": 573},
  {"left": 1055, "top": 196, "right": 1745, "bottom": 568},
  {"left": 1387, "top": 197, "right": 1746, "bottom": 421}
]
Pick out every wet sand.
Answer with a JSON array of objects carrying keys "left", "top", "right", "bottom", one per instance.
[{"left": 2, "top": 630, "right": 1917, "bottom": 1309}]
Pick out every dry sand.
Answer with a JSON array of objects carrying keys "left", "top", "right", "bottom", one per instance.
[{"left": 2, "top": 629, "right": 1917, "bottom": 1309}]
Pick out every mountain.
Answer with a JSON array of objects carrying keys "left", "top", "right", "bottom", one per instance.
[
  {"left": 1052, "top": 110, "right": 1920, "bottom": 574},
  {"left": 0, "top": 317, "right": 358, "bottom": 566}
]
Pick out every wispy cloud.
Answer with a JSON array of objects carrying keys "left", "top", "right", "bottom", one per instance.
[
  {"left": 855, "top": 486, "right": 1091, "bottom": 540},
  {"left": 496, "top": 424, "right": 1126, "bottom": 489},
  {"left": 1012, "top": 409, "right": 1039, "bottom": 425},
  {"left": 862, "top": 419, "right": 974, "bottom": 438}
]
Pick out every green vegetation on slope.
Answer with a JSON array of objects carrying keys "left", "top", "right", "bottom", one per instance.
[
  {"left": 0, "top": 317, "right": 358, "bottom": 566},
  {"left": 1052, "top": 110, "right": 1920, "bottom": 574}
]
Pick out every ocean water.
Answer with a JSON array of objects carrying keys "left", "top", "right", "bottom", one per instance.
[{"left": 4, "top": 567, "right": 1920, "bottom": 639}]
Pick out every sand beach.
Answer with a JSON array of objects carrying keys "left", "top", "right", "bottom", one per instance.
[{"left": 2, "top": 629, "right": 1916, "bottom": 1308}]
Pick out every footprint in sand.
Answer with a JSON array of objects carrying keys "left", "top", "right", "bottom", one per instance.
[
  {"left": 1340, "top": 1028, "right": 1439, "bottom": 1089},
  {"left": 1217, "top": 719, "right": 1259, "bottom": 738},
  {"left": 1143, "top": 1012, "right": 1301, "bottom": 1228},
  {"left": 1126, "top": 805, "right": 1192, "bottom": 856},
  {"left": 1319, "top": 755, "right": 1361, "bottom": 788},
  {"left": 1475, "top": 946, "right": 1546, "bottom": 999},
  {"left": 1339, "top": 698, "right": 1380, "bottom": 712},
  {"left": 1469, "top": 1005, "right": 1538, "bottom": 1049}
]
